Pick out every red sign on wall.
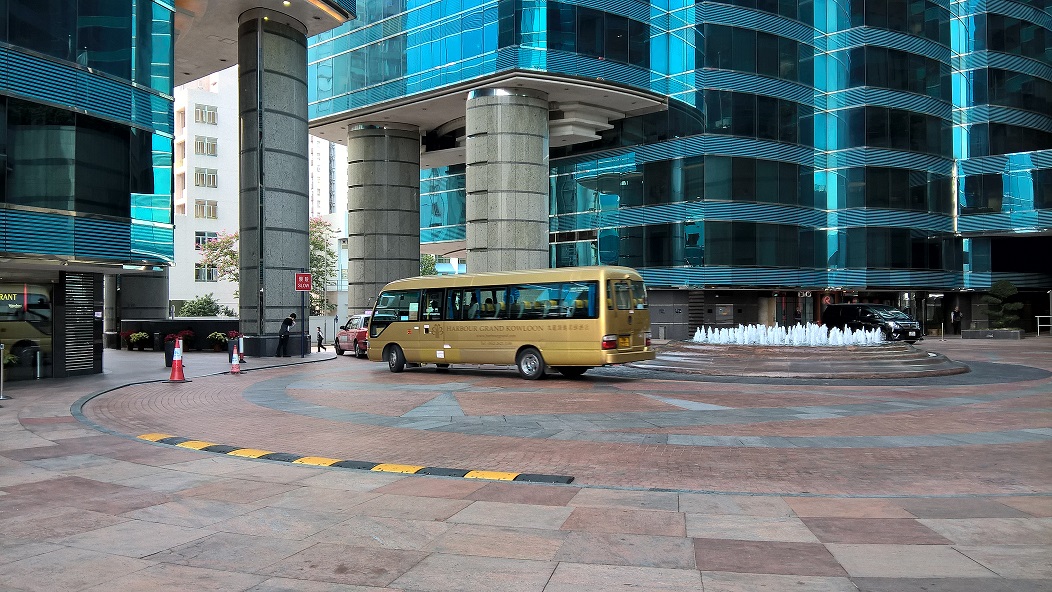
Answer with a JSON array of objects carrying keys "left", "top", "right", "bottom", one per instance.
[{"left": 295, "top": 273, "right": 312, "bottom": 292}]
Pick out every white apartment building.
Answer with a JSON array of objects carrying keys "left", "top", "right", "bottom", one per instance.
[
  {"left": 171, "top": 67, "right": 350, "bottom": 328},
  {"left": 170, "top": 66, "right": 240, "bottom": 314}
]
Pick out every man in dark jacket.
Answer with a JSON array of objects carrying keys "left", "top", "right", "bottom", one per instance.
[{"left": 276, "top": 313, "right": 296, "bottom": 357}]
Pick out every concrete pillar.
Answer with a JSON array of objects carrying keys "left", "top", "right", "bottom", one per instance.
[
  {"left": 465, "top": 88, "right": 550, "bottom": 273},
  {"left": 346, "top": 123, "right": 420, "bottom": 314},
  {"left": 237, "top": 9, "right": 310, "bottom": 356},
  {"left": 103, "top": 274, "right": 118, "bottom": 348}
]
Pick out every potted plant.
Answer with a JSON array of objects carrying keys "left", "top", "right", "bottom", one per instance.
[
  {"left": 206, "top": 331, "right": 229, "bottom": 352},
  {"left": 128, "top": 331, "right": 150, "bottom": 350},
  {"left": 163, "top": 334, "right": 178, "bottom": 367},
  {"left": 226, "top": 330, "right": 245, "bottom": 361},
  {"left": 966, "top": 280, "right": 1025, "bottom": 339},
  {"left": 177, "top": 329, "right": 196, "bottom": 350},
  {"left": 119, "top": 330, "right": 134, "bottom": 350}
]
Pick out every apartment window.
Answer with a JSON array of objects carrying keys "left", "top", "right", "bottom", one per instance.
[
  {"left": 194, "top": 168, "right": 217, "bottom": 187},
  {"left": 194, "top": 104, "right": 218, "bottom": 125},
  {"left": 194, "top": 231, "right": 218, "bottom": 250},
  {"left": 194, "top": 136, "right": 218, "bottom": 156},
  {"left": 195, "top": 264, "right": 218, "bottom": 282},
  {"left": 194, "top": 199, "right": 218, "bottom": 219}
]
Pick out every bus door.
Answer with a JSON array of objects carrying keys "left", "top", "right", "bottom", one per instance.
[
  {"left": 606, "top": 279, "right": 648, "bottom": 350},
  {"left": 418, "top": 288, "right": 446, "bottom": 363}
]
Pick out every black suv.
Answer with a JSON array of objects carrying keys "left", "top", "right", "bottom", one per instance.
[{"left": 821, "top": 304, "right": 923, "bottom": 343}]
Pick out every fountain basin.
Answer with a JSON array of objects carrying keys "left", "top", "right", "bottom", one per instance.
[{"left": 635, "top": 341, "right": 969, "bottom": 379}]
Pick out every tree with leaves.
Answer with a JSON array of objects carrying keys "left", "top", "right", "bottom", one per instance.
[
  {"left": 198, "top": 218, "right": 339, "bottom": 315},
  {"left": 980, "top": 279, "right": 1024, "bottom": 328},
  {"left": 420, "top": 253, "right": 437, "bottom": 276},
  {"left": 179, "top": 293, "right": 223, "bottom": 317}
]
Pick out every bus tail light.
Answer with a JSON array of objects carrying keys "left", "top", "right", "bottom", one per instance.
[
  {"left": 601, "top": 334, "right": 618, "bottom": 350},
  {"left": 644, "top": 331, "right": 651, "bottom": 347}
]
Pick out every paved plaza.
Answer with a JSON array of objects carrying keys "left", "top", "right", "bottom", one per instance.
[{"left": 0, "top": 337, "right": 1050, "bottom": 591}]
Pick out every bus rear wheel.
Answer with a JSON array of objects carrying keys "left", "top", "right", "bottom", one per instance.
[
  {"left": 386, "top": 345, "right": 405, "bottom": 373},
  {"left": 556, "top": 366, "right": 589, "bottom": 378},
  {"left": 516, "top": 347, "right": 546, "bottom": 380}
]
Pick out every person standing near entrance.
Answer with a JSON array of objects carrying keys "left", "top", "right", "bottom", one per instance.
[
  {"left": 951, "top": 306, "right": 962, "bottom": 335},
  {"left": 276, "top": 312, "right": 296, "bottom": 357},
  {"left": 316, "top": 326, "right": 327, "bottom": 352}
]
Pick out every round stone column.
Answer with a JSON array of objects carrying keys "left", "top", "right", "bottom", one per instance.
[
  {"left": 465, "top": 88, "right": 550, "bottom": 273},
  {"left": 346, "top": 123, "right": 420, "bottom": 314},
  {"left": 237, "top": 9, "right": 310, "bottom": 355}
]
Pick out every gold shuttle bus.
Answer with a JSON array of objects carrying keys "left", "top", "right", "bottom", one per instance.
[{"left": 366, "top": 266, "right": 654, "bottom": 379}]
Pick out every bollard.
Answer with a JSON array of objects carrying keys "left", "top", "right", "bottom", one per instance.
[
  {"left": 230, "top": 344, "right": 241, "bottom": 375},
  {"left": 164, "top": 337, "right": 191, "bottom": 383}
]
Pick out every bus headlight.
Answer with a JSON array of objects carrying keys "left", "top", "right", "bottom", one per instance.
[{"left": 601, "top": 334, "right": 618, "bottom": 350}]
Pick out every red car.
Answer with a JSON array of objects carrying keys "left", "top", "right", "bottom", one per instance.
[{"left": 335, "top": 312, "right": 370, "bottom": 358}]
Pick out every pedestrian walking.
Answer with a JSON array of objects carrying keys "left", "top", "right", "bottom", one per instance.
[
  {"left": 316, "top": 326, "right": 327, "bottom": 352},
  {"left": 951, "top": 306, "right": 962, "bottom": 335}
]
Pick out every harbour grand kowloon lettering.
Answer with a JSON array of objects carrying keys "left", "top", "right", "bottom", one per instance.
[{"left": 444, "top": 323, "right": 590, "bottom": 333}]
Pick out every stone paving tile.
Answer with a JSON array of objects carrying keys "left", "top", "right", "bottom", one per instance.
[
  {"left": 179, "top": 478, "right": 301, "bottom": 503},
  {"left": 115, "top": 467, "right": 224, "bottom": 493},
  {"left": 554, "top": 531, "right": 697, "bottom": 569},
  {"left": 693, "top": 539, "right": 846, "bottom": 576},
  {"left": 81, "top": 561, "right": 267, "bottom": 591},
  {"left": 0, "top": 505, "right": 128, "bottom": 540},
  {"left": 255, "top": 486, "right": 379, "bottom": 513},
  {"left": 64, "top": 458, "right": 173, "bottom": 483},
  {"left": 209, "top": 506, "right": 351, "bottom": 540},
  {"left": 1000, "top": 496, "right": 1052, "bottom": 517},
  {"left": 0, "top": 540, "right": 63, "bottom": 566},
  {"left": 447, "top": 500, "right": 574, "bottom": 530},
  {"left": 296, "top": 469, "right": 405, "bottom": 492},
  {"left": 0, "top": 546, "right": 155, "bottom": 592},
  {"left": 372, "top": 475, "right": 488, "bottom": 499},
  {"left": 918, "top": 517, "right": 1052, "bottom": 545},
  {"left": 425, "top": 523, "right": 567, "bottom": 561},
  {"left": 678, "top": 493, "right": 794, "bottom": 516},
  {"left": 466, "top": 481, "right": 581, "bottom": 506},
  {"left": 145, "top": 531, "right": 315, "bottom": 572},
  {"left": 543, "top": 562, "right": 703, "bottom": 591},
  {"left": 22, "top": 452, "right": 117, "bottom": 471},
  {"left": 162, "top": 456, "right": 265, "bottom": 476},
  {"left": 561, "top": 506, "right": 686, "bottom": 536},
  {"left": 349, "top": 492, "right": 473, "bottom": 521},
  {"left": 826, "top": 544, "right": 997, "bottom": 577},
  {"left": 389, "top": 553, "right": 555, "bottom": 592},
  {"left": 120, "top": 496, "right": 261, "bottom": 528},
  {"left": 567, "top": 487, "right": 680, "bottom": 511},
  {"left": 701, "top": 571, "right": 859, "bottom": 592},
  {"left": 685, "top": 514, "right": 819, "bottom": 542},
  {"left": 305, "top": 515, "right": 453, "bottom": 550},
  {"left": 785, "top": 497, "right": 916, "bottom": 518},
  {"left": 898, "top": 497, "right": 1034, "bottom": 518},
  {"left": 800, "top": 517, "right": 952, "bottom": 544},
  {"left": 260, "top": 542, "right": 428, "bottom": 587},
  {"left": 852, "top": 577, "right": 1052, "bottom": 592},
  {"left": 245, "top": 577, "right": 388, "bottom": 591},
  {"left": 55, "top": 518, "right": 212, "bottom": 558},
  {"left": 954, "top": 545, "right": 1052, "bottom": 579}
]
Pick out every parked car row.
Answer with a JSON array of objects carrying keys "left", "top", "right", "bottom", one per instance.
[{"left": 334, "top": 311, "right": 371, "bottom": 358}]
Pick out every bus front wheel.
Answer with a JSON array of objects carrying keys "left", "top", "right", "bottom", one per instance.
[
  {"left": 386, "top": 345, "right": 406, "bottom": 373},
  {"left": 516, "top": 347, "right": 546, "bottom": 380}
]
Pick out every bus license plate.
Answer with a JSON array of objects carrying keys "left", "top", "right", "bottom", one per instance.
[{"left": 618, "top": 336, "right": 630, "bottom": 348}]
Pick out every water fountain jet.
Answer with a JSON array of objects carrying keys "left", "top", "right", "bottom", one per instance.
[{"left": 692, "top": 323, "right": 884, "bottom": 347}]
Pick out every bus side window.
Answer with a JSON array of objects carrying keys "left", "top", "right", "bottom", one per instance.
[{"left": 423, "top": 288, "right": 443, "bottom": 320}]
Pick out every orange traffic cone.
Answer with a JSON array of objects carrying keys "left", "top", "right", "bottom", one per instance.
[
  {"left": 165, "top": 337, "right": 191, "bottom": 383},
  {"left": 230, "top": 344, "right": 241, "bottom": 375}
]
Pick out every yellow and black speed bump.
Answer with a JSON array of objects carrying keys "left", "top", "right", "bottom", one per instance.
[{"left": 138, "top": 433, "right": 574, "bottom": 484}]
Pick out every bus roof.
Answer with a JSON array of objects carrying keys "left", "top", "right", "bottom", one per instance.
[{"left": 379, "top": 266, "right": 643, "bottom": 290}]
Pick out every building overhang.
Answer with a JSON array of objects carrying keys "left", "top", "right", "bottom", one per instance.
[
  {"left": 173, "top": 0, "right": 353, "bottom": 86},
  {"left": 309, "top": 71, "right": 668, "bottom": 169}
]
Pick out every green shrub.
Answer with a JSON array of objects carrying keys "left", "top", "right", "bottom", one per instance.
[
  {"left": 179, "top": 293, "right": 222, "bottom": 317},
  {"left": 980, "top": 280, "right": 1024, "bottom": 329}
]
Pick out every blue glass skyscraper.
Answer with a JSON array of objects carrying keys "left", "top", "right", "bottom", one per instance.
[{"left": 308, "top": 0, "right": 1050, "bottom": 339}]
